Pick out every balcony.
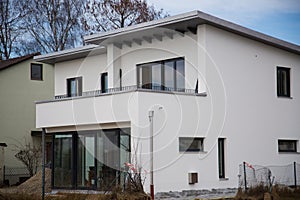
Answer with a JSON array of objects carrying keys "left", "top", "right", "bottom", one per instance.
[{"left": 54, "top": 85, "right": 203, "bottom": 100}]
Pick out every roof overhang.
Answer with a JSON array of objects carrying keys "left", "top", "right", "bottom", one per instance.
[
  {"left": 34, "top": 44, "right": 106, "bottom": 64},
  {"left": 84, "top": 10, "right": 300, "bottom": 55}
]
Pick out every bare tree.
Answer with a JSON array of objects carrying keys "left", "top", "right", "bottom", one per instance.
[
  {"left": 15, "top": 142, "right": 42, "bottom": 177},
  {"left": 83, "top": 0, "right": 168, "bottom": 33},
  {"left": 23, "top": 0, "right": 84, "bottom": 53},
  {"left": 0, "top": 0, "right": 27, "bottom": 59}
]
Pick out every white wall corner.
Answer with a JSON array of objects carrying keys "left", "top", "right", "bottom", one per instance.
[{"left": 197, "top": 25, "right": 207, "bottom": 93}]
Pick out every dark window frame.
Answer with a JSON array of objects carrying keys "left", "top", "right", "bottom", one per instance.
[
  {"left": 278, "top": 139, "right": 297, "bottom": 153},
  {"left": 277, "top": 67, "right": 291, "bottom": 97},
  {"left": 31, "top": 63, "right": 43, "bottom": 81},
  {"left": 67, "top": 77, "right": 82, "bottom": 97},
  {"left": 179, "top": 137, "right": 204, "bottom": 152},
  {"left": 101, "top": 72, "right": 108, "bottom": 93},
  {"left": 137, "top": 57, "right": 185, "bottom": 91},
  {"left": 51, "top": 129, "right": 131, "bottom": 190}
]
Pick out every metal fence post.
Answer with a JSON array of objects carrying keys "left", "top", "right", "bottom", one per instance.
[
  {"left": 243, "top": 162, "right": 247, "bottom": 190},
  {"left": 42, "top": 128, "right": 46, "bottom": 200},
  {"left": 294, "top": 161, "right": 297, "bottom": 188},
  {"left": 3, "top": 165, "right": 5, "bottom": 184}
]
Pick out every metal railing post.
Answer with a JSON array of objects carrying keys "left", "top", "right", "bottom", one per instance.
[
  {"left": 42, "top": 128, "right": 46, "bottom": 200},
  {"left": 294, "top": 161, "right": 297, "bottom": 188},
  {"left": 243, "top": 162, "right": 247, "bottom": 190}
]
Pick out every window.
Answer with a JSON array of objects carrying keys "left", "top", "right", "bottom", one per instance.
[
  {"left": 52, "top": 129, "right": 130, "bottom": 190},
  {"left": 278, "top": 140, "right": 297, "bottom": 152},
  {"left": 67, "top": 77, "right": 82, "bottom": 97},
  {"left": 179, "top": 137, "right": 204, "bottom": 152},
  {"left": 218, "top": 138, "right": 226, "bottom": 178},
  {"left": 31, "top": 63, "right": 43, "bottom": 80},
  {"left": 137, "top": 57, "right": 185, "bottom": 91},
  {"left": 277, "top": 67, "right": 290, "bottom": 97},
  {"left": 101, "top": 72, "right": 108, "bottom": 93}
]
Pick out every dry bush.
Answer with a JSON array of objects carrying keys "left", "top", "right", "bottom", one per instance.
[{"left": 235, "top": 185, "right": 300, "bottom": 200}]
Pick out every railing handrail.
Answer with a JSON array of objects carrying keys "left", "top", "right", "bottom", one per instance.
[{"left": 54, "top": 85, "right": 201, "bottom": 100}]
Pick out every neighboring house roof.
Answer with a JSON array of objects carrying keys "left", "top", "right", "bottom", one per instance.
[
  {"left": 35, "top": 10, "right": 300, "bottom": 64},
  {"left": 0, "top": 53, "right": 40, "bottom": 71}
]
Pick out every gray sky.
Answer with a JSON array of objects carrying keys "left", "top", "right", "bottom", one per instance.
[{"left": 147, "top": 0, "right": 300, "bottom": 45}]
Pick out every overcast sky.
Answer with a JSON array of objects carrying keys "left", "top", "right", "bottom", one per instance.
[{"left": 147, "top": 0, "right": 300, "bottom": 45}]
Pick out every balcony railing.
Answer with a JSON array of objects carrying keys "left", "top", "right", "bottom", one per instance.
[{"left": 54, "top": 85, "right": 201, "bottom": 100}]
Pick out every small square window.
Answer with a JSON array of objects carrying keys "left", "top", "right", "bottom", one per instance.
[
  {"left": 277, "top": 67, "right": 290, "bottom": 97},
  {"left": 31, "top": 63, "right": 43, "bottom": 80},
  {"left": 278, "top": 140, "right": 297, "bottom": 152},
  {"left": 179, "top": 137, "right": 204, "bottom": 152}
]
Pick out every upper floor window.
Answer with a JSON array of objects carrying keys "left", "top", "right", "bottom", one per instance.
[
  {"left": 137, "top": 57, "right": 185, "bottom": 92},
  {"left": 31, "top": 63, "right": 43, "bottom": 81},
  {"left": 67, "top": 77, "right": 82, "bottom": 97},
  {"left": 179, "top": 137, "right": 204, "bottom": 152},
  {"left": 101, "top": 72, "right": 108, "bottom": 93},
  {"left": 278, "top": 139, "right": 297, "bottom": 153},
  {"left": 277, "top": 67, "right": 290, "bottom": 97}
]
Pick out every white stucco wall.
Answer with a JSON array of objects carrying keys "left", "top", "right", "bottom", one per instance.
[{"left": 55, "top": 54, "right": 107, "bottom": 96}]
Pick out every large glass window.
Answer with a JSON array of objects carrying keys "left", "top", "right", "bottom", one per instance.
[
  {"left": 53, "top": 135, "right": 73, "bottom": 188},
  {"left": 52, "top": 129, "right": 130, "bottom": 190},
  {"left": 138, "top": 57, "right": 185, "bottom": 91}
]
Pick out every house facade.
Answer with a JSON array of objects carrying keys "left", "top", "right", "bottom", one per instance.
[
  {"left": 0, "top": 54, "right": 54, "bottom": 184},
  {"left": 35, "top": 11, "right": 300, "bottom": 192}
]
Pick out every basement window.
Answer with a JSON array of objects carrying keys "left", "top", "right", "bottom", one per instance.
[
  {"left": 278, "top": 140, "right": 297, "bottom": 153},
  {"left": 179, "top": 137, "right": 204, "bottom": 152}
]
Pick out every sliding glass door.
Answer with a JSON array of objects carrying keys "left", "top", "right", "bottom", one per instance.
[{"left": 52, "top": 129, "right": 130, "bottom": 190}]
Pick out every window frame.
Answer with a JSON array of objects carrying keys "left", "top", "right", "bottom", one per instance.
[
  {"left": 277, "top": 66, "right": 291, "bottom": 97},
  {"left": 67, "top": 77, "right": 82, "bottom": 97},
  {"left": 30, "top": 63, "right": 43, "bottom": 81},
  {"left": 278, "top": 139, "right": 297, "bottom": 153},
  {"left": 179, "top": 137, "right": 204, "bottom": 152},
  {"left": 137, "top": 57, "right": 185, "bottom": 91},
  {"left": 100, "top": 72, "right": 108, "bottom": 93}
]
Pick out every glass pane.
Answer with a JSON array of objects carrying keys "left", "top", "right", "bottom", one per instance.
[
  {"left": 164, "top": 61, "right": 175, "bottom": 91},
  {"left": 279, "top": 140, "right": 296, "bottom": 152},
  {"left": 31, "top": 64, "right": 42, "bottom": 80},
  {"left": 53, "top": 135, "right": 72, "bottom": 188},
  {"left": 71, "top": 80, "right": 77, "bottom": 96},
  {"left": 179, "top": 138, "right": 203, "bottom": 152},
  {"left": 176, "top": 59, "right": 185, "bottom": 91},
  {"left": 77, "top": 134, "right": 95, "bottom": 188},
  {"left": 152, "top": 63, "right": 162, "bottom": 90},
  {"left": 141, "top": 65, "right": 152, "bottom": 89},
  {"left": 97, "top": 130, "right": 120, "bottom": 190}
]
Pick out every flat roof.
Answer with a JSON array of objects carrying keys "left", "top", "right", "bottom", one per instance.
[
  {"left": 34, "top": 45, "right": 106, "bottom": 64},
  {"left": 84, "top": 10, "right": 300, "bottom": 55},
  {"left": 35, "top": 10, "right": 300, "bottom": 64}
]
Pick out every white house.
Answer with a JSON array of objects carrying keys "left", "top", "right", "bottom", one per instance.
[{"left": 34, "top": 11, "right": 300, "bottom": 193}]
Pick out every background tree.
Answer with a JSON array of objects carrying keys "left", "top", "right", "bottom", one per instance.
[
  {"left": 22, "top": 0, "right": 85, "bottom": 54},
  {"left": 0, "top": 0, "right": 27, "bottom": 60},
  {"left": 15, "top": 142, "right": 42, "bottom": 177},
  {"left": 83, "top": 0, "right": 168, "bottom": 33}
]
